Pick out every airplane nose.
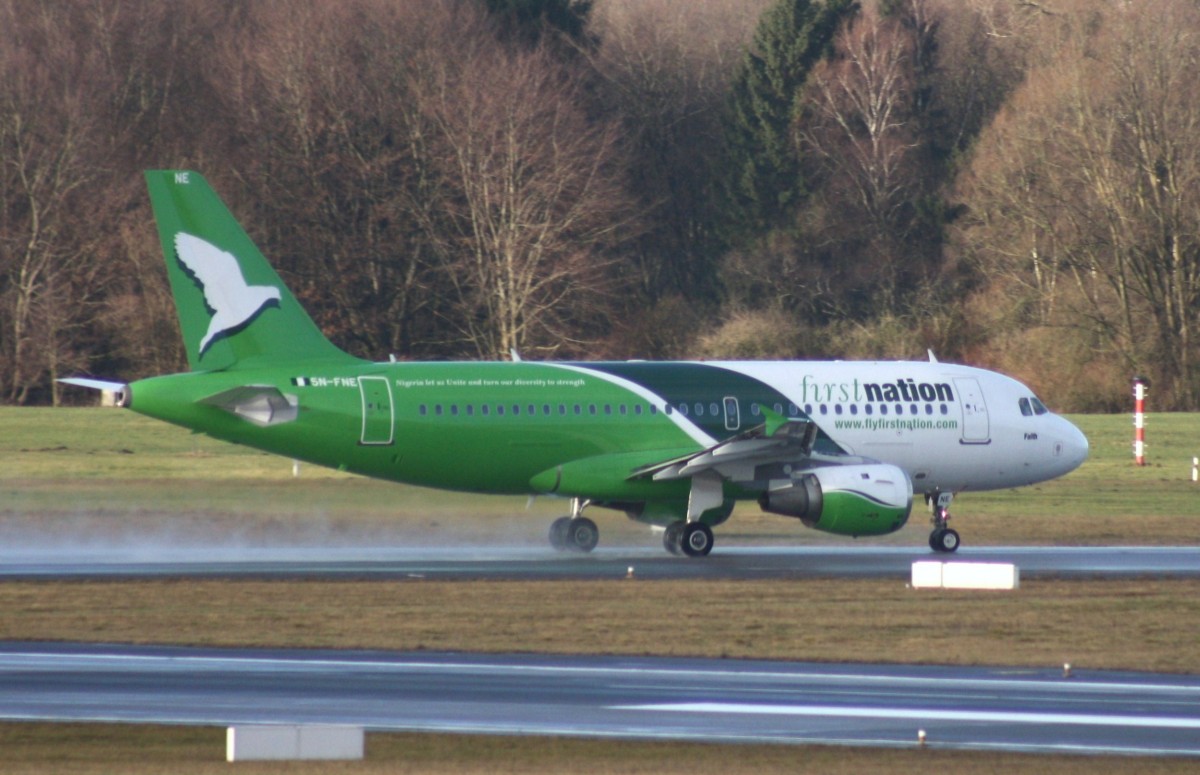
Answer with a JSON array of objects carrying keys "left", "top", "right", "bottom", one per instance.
[{"left": 1058, "top": 417, "right": 1089, "bottom": 473}]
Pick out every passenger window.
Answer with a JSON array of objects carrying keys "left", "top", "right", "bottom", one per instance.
[
  {"left": 450, "top": 405, "right": 459, "bottom": 416},
  {"left": 710, "top": 402, "right": 719, "bottom": 417},
  {"left": 558, "top": 404, "right": 566, "bottom": 415},
  {"left": 819, "top": 404, "right": 827, "bottom": 415},
  {"left": 835, "top": 405, "right": 843, "bottom": 415},
  {"left": 605, "top": 405, "right": 613, "bottom": 415},
  {"left": 635, "top": 405, "right": 643, "bottom": 415},
  {"left": 466, "top": 405, "right": 474, "bottom": 416},
  {"left": 574, "top": 405, "right": 581, "bottom": 415},
  {"left": 849, "top": 405, "right": 858, "bottom": 415},
  {"left": 589, "top": 404, "right": 597, "bottom": 415},
  {"left": 679, "top": 403, "right": 689, "bottom": 416},
  {"left": 435, "top": 405, "right": 443, "bottom": 416},
  {"left": 865, "top": 404, "right": 873, "bottom": 415},
  {"left": 751, "top": 403, "right": 761, "bottom": 416},
  {"left": 694, "top": 403, "right": 704, "bottom": 417},
  {"left": 482, "top": 404, "right": 490, "bottom": 416},
  {"left": 543, "top": 404, "right": 551, "bottom": 415},
  {"left": 419, "top": 405, "right": 428, "bottom": 416},
  {"left": 497, "top": 405, "right": 505, "bottom": 416}
]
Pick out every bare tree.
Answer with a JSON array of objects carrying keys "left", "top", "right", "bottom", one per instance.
[
  {"left": 418, "top": 32, "right": 636, "bottom": 359},
  {"left": 803, "top": 9, "right": 917, "bottom": 235},
  {"left": 0, "top": 1, "right": 108, "bottom": 404},
  {"left": 217, "top": 0, "right": 455, "bottom": 359},
  {"left": 797, "top": 6, "right": 928, "bottom": 311},
  {"left": 958, "top": 0, "right": 1200, "bottom": 408}
]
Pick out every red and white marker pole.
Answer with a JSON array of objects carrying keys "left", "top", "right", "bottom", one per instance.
[{"left": 1132, "top": 376, "right": 1150, "bottom": 466}]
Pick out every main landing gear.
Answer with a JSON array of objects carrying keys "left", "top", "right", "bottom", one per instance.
[
  {"left": 662, "top": 521, "right": 714, "bottom": 558},
  {"left": 548, "top": 498, "right": 599, "bottom": 553},
  {"left": 546, "top": 499, "right": 716, "bottom": 557},
  {"left": 928, "top": 491, "right": 960, "bottom": 553}
]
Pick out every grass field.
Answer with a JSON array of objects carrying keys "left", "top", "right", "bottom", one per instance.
[{"left": 2, "top": 406, "right": 1199, "bottom": 772}]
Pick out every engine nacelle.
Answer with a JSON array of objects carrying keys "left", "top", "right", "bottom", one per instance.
[{"left": 758, "top": 463, "right": 912, "bottom": 537}]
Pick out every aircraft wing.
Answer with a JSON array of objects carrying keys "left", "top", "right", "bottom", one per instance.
[{"left": 630, "top": 414, "right": 819, "bottom": 483}]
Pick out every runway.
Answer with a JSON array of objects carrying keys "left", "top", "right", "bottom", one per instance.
[
  {"left": 2, "top": 642, "right": 1199, "bottom": 756},
  {"left": 1, "top": 544, "right": 1198, "bottom": 580}
]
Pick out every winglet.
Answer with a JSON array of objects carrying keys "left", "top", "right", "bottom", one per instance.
[{"left": 758, "top": 403, "right": 790, "bottom": 437}]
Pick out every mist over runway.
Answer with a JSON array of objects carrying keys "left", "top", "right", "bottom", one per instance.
[{"left": 1, "top": 542, "right": 1198, "bottom": 580}]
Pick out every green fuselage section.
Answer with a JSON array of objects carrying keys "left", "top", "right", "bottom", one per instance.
[{"left": 129, "top": 361, "right": 716, "bottom": 503}]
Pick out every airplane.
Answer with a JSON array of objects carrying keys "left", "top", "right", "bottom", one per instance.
[{"left": 63, "top": 170, "right": 1090, "bottom": 557}]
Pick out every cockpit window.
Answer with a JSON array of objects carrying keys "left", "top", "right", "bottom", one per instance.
[{"left": 1020, "top": 397, "right": 1049, "bottom": 417}]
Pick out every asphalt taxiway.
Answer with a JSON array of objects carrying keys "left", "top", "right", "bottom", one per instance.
[
  {"left": 2, "top": 642, "right": 1199, "bottom": 756},
  {"left": 1, "top": 544, "right": 1197, "bottom": 580}
]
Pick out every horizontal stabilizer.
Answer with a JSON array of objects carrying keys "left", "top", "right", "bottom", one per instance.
[
  {"left": 200, "top": 385, "right": 298, "bottom": 427},
  {"left": 58, "top": 377, "right": 128, "bottom": 393}
]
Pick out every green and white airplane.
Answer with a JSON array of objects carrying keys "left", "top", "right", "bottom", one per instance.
[{"left": 64, "top": 171, "right": 1089, "bottom": 557}]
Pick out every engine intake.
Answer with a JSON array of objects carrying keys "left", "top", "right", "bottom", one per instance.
[{"left": 758, "top": 463, "right": 912, "bottom": 537}]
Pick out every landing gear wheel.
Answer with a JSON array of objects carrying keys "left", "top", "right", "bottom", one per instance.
[
  {"left": 565, "top": 517, "right": 599, "bottom": 553},
  {"left": 663, "top": 522, "right": 684, "bottom": 556},
  {"left": 548, "top": 516, "right": 572, "bottom": 551},
  {"left": 930, "top": 527, "right": 960, "bottom": 553},
  {"left": 927, "top": 493, "right": 959, "bottom": 553},
  {"left": 680, "top": 522, "right": 714, "bottom": 558}
]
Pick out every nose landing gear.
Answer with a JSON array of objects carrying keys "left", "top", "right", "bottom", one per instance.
[{"left": 928, "top": 492, "right": 960, "bottom": 553}]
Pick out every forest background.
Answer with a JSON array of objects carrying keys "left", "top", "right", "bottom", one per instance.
[{"left": 1, "top": 0, "right": 1197, "bottom": 411}]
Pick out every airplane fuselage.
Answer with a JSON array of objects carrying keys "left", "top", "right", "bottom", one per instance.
[{"left": 129, "top": 359, "right": 1088, "bottom": 504}]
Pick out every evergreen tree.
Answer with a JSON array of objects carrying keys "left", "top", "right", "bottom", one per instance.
[
  {"left": 722, "top": 0, "right": 858, "bottom": 241},
  {"left": 482, "top": 0, "right": 593, "bottom": 48}
]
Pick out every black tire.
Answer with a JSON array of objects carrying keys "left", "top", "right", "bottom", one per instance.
[
  {"left": 680, "top": 522, "right": 714, "bottom": 558},
  {"left": 548, "top": 516, "right": 572, "bottom": 551},
  {"left": 928, "top": 528, "right": 943, "bottom": 551},
  {"left": 932, "top": 528, "right": 960, "bottom": 553},
  {"left": 566, "top": 517, "right": 599, "bottom": 553},
  {"left": 663, "top": 522, "right": 684, "bottom": 555}
]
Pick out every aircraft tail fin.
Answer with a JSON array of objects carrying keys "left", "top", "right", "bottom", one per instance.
[{"left": 144, "top": 170, "right": 357, "bottom": 371}]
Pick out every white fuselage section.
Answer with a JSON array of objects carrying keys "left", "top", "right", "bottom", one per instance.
[{"left": 718, "top": 361, "right": 1089, "bottom": 495}]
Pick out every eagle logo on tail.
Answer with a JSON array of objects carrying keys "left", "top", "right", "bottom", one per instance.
[{"left": 174, "top": 232, "right": 281, "bottom": 355}]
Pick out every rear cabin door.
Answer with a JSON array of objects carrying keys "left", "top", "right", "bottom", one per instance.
[{"left": 358, "top": 376, "right": 394, "bottom": 445}]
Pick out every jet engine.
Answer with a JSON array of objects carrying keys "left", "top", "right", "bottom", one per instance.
[{"left": 758, "top": 463, "right": 912, "bottom": 537}]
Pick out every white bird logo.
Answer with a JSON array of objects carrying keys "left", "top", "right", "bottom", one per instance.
[{"left": 174, "top": 232, "right": 282, "bottom": 355}]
